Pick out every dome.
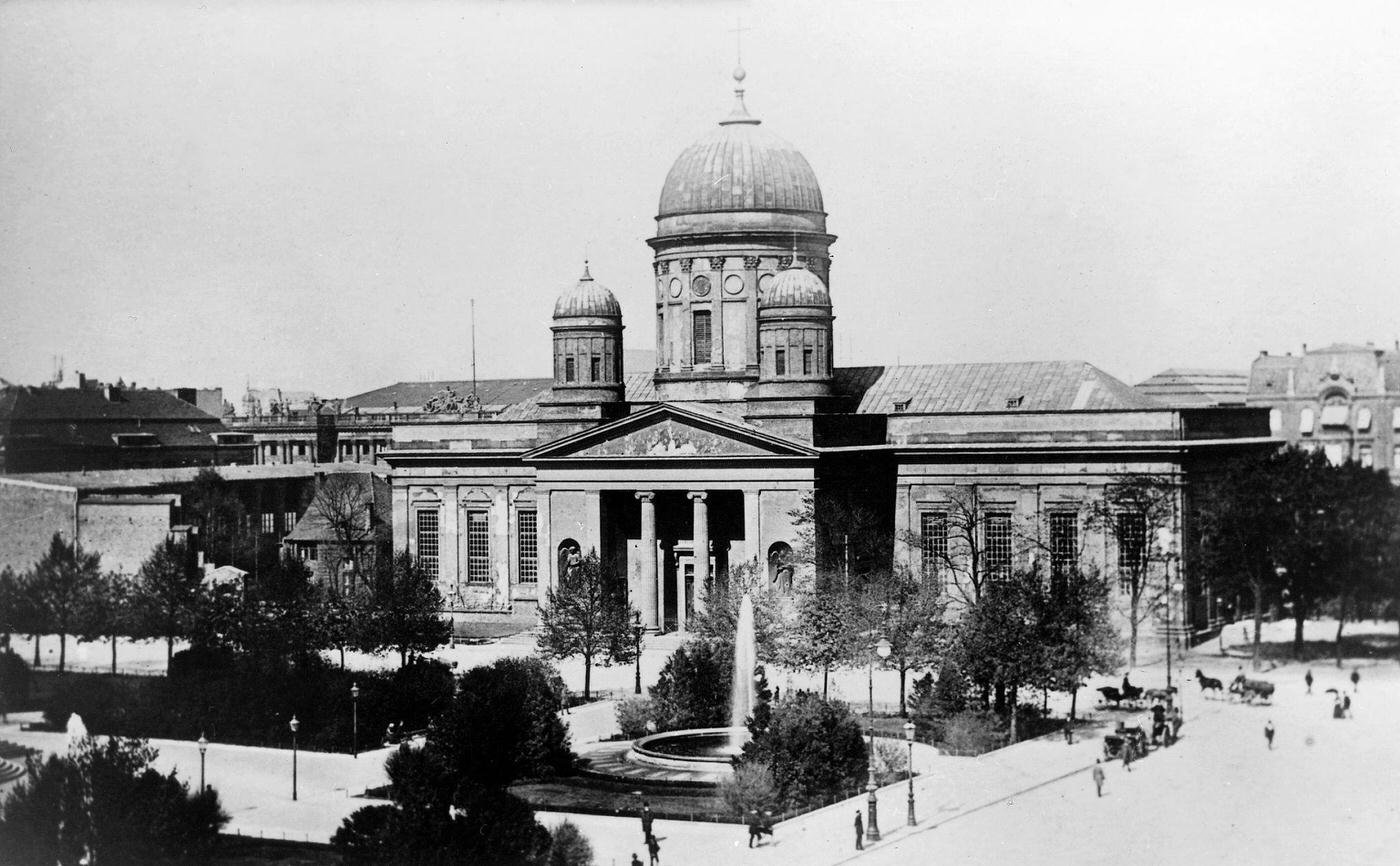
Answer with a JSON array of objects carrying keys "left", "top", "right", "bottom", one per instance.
[
  {"left": 761, "top": 263, "right": 830, "bottom": 308},
  {"left": 553, "top": 264, "right": 621, "bottom": 318},
  {"left": 654, "top": 73, "right": 825, "bottom": 238}
]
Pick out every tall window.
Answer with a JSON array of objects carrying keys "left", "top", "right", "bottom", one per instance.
[
  {"left": 517, "top": 510, "right": 538, "bottom": 583},
  {"left": 1049, "top": 511, "right": 1078, "bottom": 591},
  {"left": 803, "top": 348, "right": 813, "bottom": 375},
  {"left": 775, "top": 348, "right": 787, "bottom": 376},
  {"left": 985, "top": 511, "right": 1012, "bottom": 581},
  {"left": 590, "top": 356, "right": 601, "bottom": 382},
  {"left": 1116, "top": 511, "right": 1146, "bottom": 590},
  {"left": 261, "top": 512, "right": 276, "bottom": 535},
  {"left": 564, "top": 356, "right": 576, "bottom": 382},
  {"left": 415, "top": 510, "right": 440, "bottom": 579},
  {"left": 692, "top": 311, "right": 712, "bottom": 364},
  {"left": 466, "top": 509, "right": 491, "bottom": 584},
  {"left": 919, "top": 511, "right": 947, "bottom": 590}
]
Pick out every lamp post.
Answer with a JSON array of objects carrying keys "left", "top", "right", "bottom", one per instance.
[
  {"left": 1156, "top": 528, "right": 1179, "bottom": 698},
  {"left": 903, "top": 720, "right": 916, "bottom": 826},
  {"left": 197, "top": 733, "right": 208, "bottom": 795},
  {"left": 866, "top": 637, "right": 891, "bottom": 843},
  {"left": 289, "top": 715, "right": 300, "bottom": 801},
  {"left": 632, "top": 611, "right": 644, "bottom": 695},
  {"left": 351, "top": 682, "right": 360, "bottom": 759}
]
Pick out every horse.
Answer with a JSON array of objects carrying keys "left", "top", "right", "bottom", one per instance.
[
  {"left": 1097, "top": 685, "right": 1125, "bottom": 707},
  {"left": 1120, "top": 676, "right": 1144, "bottom": 705},
  {"left": 1196, "top": 669, "right": 1223, "bottom": 696},
  {"left": 1229, "top": 674, "right": 1275, "bottom": 704}
]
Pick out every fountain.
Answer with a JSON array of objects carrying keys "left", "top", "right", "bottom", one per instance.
[{"left": 604, "top": 594, "right": 759, "bottom": 783}]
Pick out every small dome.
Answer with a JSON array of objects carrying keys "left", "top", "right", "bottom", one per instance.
[
  {"left": 761, "top": 263, "right": 830, "bottom": 308},
  {"left": 553, "top": 264, "right": 621, "bottom": 318}
]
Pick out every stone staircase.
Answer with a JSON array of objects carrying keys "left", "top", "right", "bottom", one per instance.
[{"left": 0, "top": 740, "right": 34, "bottom": 785}]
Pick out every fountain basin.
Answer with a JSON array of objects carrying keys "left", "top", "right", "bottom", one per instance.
[{"left": 626, "top": 727, "right": 747, "bottom": 776}]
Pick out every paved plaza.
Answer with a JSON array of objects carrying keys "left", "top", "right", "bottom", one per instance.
[{"left": 4, "top": 619, "right": 1399, "bottom": 864}]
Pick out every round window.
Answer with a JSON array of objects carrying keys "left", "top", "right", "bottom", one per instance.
[
  {"left": 668, "top": 278, "right": 682, "bottom": 298},
  {"left": 692, "top": 275, "right": 711, "bottom": 297}
]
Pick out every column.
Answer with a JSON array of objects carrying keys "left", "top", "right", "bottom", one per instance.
[
  {"left": 636, "top": 492, "right": 658, "bottom": 631},
  {"left": 688, "top": 492, "right": 709, "bottom": 629},
  {"left": 743, "top": 489, "right": 761, "bottom": 567}
]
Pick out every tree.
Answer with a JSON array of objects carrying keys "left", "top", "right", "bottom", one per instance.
[
  {"left": 307, "top": 473, "right": 387, "bottom": 592},
  {"left": 29, "top": 533, "right": 104, "bottom": 673},
  {"left": 176, "top": 467, "right": 251, "bottom": 570},
  {"left": 545, "top": 820, "right": 594, "bottom": 866},
  {"left": 360, "top": 551, "right": 450, "bottom": 667},
  {"left": 689, "top": 558, "right": 787, "bottom": 662},
  {"left": 1322, "top": 461, "right": 1398, "bottom": 666},
  {"left": 648, "top": 641, "right": 732, "bottom": 732},
  {"left": 133, "top": 538, "right": 204, "bottom": 666},
  {"left": 0, "top": 567, "right": 45, "bottom": 666},
  {"left": 951, "top": 567, "right": 1045, "bottom": 741},
  {"left": 77, "top": 572, "right": 137, "bottom": 675},
  {"left": 785, "top": 582, "right": 856, "bottom": 700},
  {"left": 738, "top": 691, "right": 867, "bottom": 807},
  {"left": 537, "top": 549, "right": 638, "bottom": 700},
  {"left": 431, "top": 656, "right": 574, "bottom": 789},
  {"left": 1037, "top": 564, "right": 1123, "bottom": 720},
  {"left": 852, "top": 565, "right": 947, "bottom": 716},
  {"left": 0, "top": 736, "right": 227, "bottom": 865},
  {"left": 1086, "top": 476, "right": 1177, "bottom": 668}
]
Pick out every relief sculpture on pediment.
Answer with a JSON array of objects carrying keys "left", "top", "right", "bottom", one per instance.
[{"left": 575, "top": 418, "right": 768, "bottom": 457}]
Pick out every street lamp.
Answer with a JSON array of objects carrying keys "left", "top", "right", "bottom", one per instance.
[
  {"left": 903, "top": 720, "right": 916, "bottom": 826},
  {"left": 866, "top": 637, "right": 891, "bottom": 844},
  {"left": 289, "top": 715, "right": 300, "bottom": 801},
  {"left": 350, "top": 682, "right": 360, "bottom": 759},
  {"left": 197, "top": 733, "right": 208, "bottom": 795},
  {"left": 869, "top": 637, "right": 892, "bottom": 717},
  {"left": 1156, "top": 528, "right": 1179, "bottom": 699},
  {"left": 632, "top": 611, "right": 644, "bottom": 695}
]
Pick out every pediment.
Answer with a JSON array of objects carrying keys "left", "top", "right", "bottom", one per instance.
[{"left": 526, "top": 404, "right": 815, "bottom": 460}]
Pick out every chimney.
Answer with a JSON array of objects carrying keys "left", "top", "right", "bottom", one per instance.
[
  {"left": 77, "top": 371, "right": 87, "bottom": 389},
  {"left": 1259, "top": 350, "right": 1268, "bottom": 357}
]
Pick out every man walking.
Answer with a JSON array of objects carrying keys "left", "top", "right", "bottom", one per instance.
[
  {"left": 1305, "top": 669, "right": 1313, "bottom": 694},
  {"left": 640, "top": 802, "right": 654, "bottom": 843},
  {"left": 1092, "top": 759, "right": 1105, "bottom": 797},
  {"left": 1351, "top": 668, "right": 1360, "bottom": 692},
  {"left": 854, "top": 810, "right": 864, "bottom": 850},
  {"left": 1265, "top": 720, "right": 1275, "bottom": 749},
  {"left": 646, "top": 833, "right": 661, "bottom": 866}
]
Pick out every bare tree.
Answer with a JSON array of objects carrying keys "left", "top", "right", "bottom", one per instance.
[
  {"left": 310, "top": 474, "right": 383, "bottom": 592},
  {"left": 1086, "top": 477, "right": 1177, "bottom": 668}
]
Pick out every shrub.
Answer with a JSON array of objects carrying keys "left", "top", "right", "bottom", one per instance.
[
  {"left": 546, "top": 819, "right": 594, "bottom": 866},
  {"left": 942, "top": 710, "right": 1006, "bottom": 755},
  {"left": 615, "top": 696, "right": 652, "bottom": 739},
  {"left": 871, "top": 739, "right": 909, "bottom": 785},
  {"left": 0, "top": 736, "right": 227, "bottom": 865},
  {"left": 739, "top": 691, "right": 867, "bottom": 807},
  {"left": 719, "top": 759, "right": 780, "bottom": 817},
  {"left": 649, "top": 641, "right": 731, "bottom": 732},
  {"left": 0, "top": 649, "right": 31, "bottom": 715}
]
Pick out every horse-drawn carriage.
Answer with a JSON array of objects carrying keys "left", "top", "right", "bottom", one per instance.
[
  {"left": 1102, "top": 724, "right": 1148, "bottom": 761},
  {"left": 1229, "top": 674, "right": 1275, "bottom": 703}
]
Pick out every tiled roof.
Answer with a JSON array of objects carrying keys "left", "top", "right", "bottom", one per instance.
[
  {"left": 343, "top": 378, "right": 553, "bottom": 413},
  {"left": 624, "top": 373, "right": 659, "bottom": 403},
  {"left": 834, "top": 362, "right": 1160, "bottom": 414},
  {"left": 1135, "top": 369, "right": 1248, "bottom": 407},
  {"left": 1, "top": 386, "right": 216, "bottom": 422}
]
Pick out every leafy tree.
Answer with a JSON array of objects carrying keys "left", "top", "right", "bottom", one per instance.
[
  {"left": 689, "top": 558, "right": 786, "bottom": 662},
  {"left": 648, "top": 641, "right": 731, "bottom": 732},
  {"left": 738, "top": 691, "right": 867, "bottom": 807},
  {"left": 546, "top": 820, "right": 594, "bottom": 866},
  {"left": 951, "top": 567, "right": 1045, "bottom": 741},
  {"left": 77, "top": 572, "right": 138, "bottom": 675},
  {"left": 177, "top": 467, "right": 252, "bottom": 570},
  {"left": 1323, "top": 462, "right": 1399, "bottom": 665},
  {"left": 0, "top": 736, "right": 227, "bottom": 865},
  {"left": 784, "top": 580, "right": 855, "bottom": 700},
  {"left": 851, "top": 565, "right": 946, "bottom": 716},
  {"left": 132, "top": 538, "right": 204, "bottom": 666},
  {"left": 233, "top": 552, "right": 326, "bottom": 664},
  {"left": 431, "top": 656, "right": 574, "bottom": 789},
  {"left": 1037, "top": 564, "right": 1123, "bottom": 720},
  {"left": 359, "top": 551, "right": 450, "bottom": 667},
  {"left": 1086, "top": 476, "right": 1177, "bottom": 667},
  {"left": 0, "top": 649, "right": 30, "bottom": 721},
  {"left": 0, "top": 566, "right": 45, "bottom": 666},
  {"left": 29, "top": 533, "right": 104, "bottom": 673},
  {"left": 719, "top": 760, "right": 780, "bottom": 817},
  {"left": 537, "top": 549, "right": 638, "bottom": 700}
]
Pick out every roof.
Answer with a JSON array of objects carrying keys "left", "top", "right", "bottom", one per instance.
[
  {"left": 6, "top": 462, "right": 368, "bottom": 492},
  {"left": 761, "top": 264, "right": 830, "bottom": 308},
  {"left": 283, "top": 472, "right": 391, "bottom": 543},
  {"left": 0, "top": 385, "right": 214, "bottom": 422},
  {"left": 553, "top": 266, "right": 622, "bottom": 318},
  {"left": 343, "top": 378, "right": 553, "bottom": 414},
  {"left": 1135, "top": 369, "right": 1248, "bottom": 407},
  {"left": 834, "top": 362, "right": 1162, "bottom": 414}
]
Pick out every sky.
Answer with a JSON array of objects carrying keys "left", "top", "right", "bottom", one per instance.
[{"left": 2, "top": 0, "right": 1398, "bottom": 400}]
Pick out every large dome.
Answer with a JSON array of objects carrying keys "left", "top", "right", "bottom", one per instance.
[{"left": 654, "top": 72, "right": 826, "bottom": 238}]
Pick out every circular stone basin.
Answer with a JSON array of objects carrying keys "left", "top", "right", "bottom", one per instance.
[{"left": 627, "top": 727, "right": 747, "bottom": 776}]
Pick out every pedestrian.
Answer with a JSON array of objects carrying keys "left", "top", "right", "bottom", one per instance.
[
  {"left": 631, "top": 854, "right": 643, "bottom": 866},
  {"left": 1091, "top": 759, "right": 1105, "bottom": 797},
  {"left": 1063, "top": 715, "right": 1074, "bottom": 745},
  {"left": 1343, "top": 693, "right": 1352, "bottom": 718},
  {"left": 1170, "top": 706, "right": 1183, "bottom": 743},
  {"left": 640, "top": 802, "right": 654, "bottom": 843},
  {"left": 854, "top": 810, "right": 864, "bottom": 851},
  {"left": 1305, "top": 669, "right": 1313, "bottom": 694},
  {"left": 1121, "top": 738, "right": 1133, "bottom": 772},
  {"left": 1351, "top": 668, "right": 1360, "bottom": 692},
  {"left": 747, "top": 810, "right": 763, "bottom": 848},
  {"left": 1333, "top": 695, "right": 1344, "bottom": 719},
  {"left": 1265, "top": 720, "right": 1275, "bottom": 749},
  {"left": 646, "top": 832, "right": 661, "bottom": 866}
]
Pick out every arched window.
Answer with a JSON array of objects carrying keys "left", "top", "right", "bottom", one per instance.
[
  {"left": 557, "top": 539, "right": 582, "bottom": 580},
  {"left": 767, "top": 542, "right": 794, "bottom": 595}
]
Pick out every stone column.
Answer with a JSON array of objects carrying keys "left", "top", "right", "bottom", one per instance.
[
  {"left": 743, "top": 489, "right": 761, "bottom": 567},
  {"left": 688, "top": 492, "right": 709, "bottom": 629},
  {"left": 636, "top": 492, "right": 658, "bottom": 631}
]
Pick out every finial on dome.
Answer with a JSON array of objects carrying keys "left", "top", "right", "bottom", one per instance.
[{"left": 581, "top": 260, "right": 592, "bottom": 281}]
